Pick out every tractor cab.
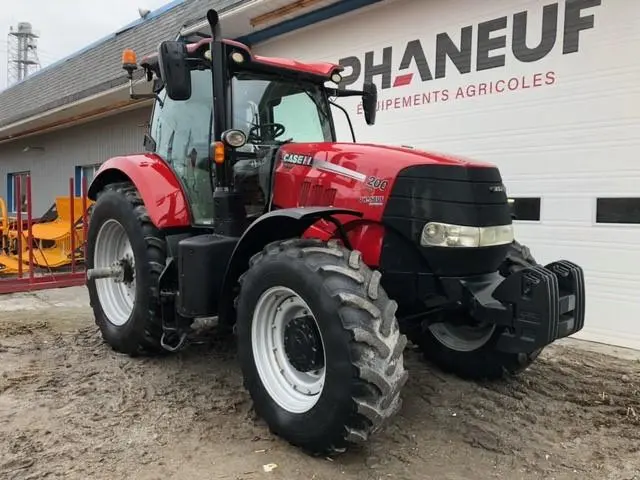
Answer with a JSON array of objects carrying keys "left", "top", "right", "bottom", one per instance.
[{"left": 121, "top": 16, "right": 377, "bottom": 230}]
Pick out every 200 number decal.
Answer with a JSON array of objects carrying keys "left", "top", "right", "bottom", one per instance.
[{"left": 366, "top": 176, "right": 388, "bottom": 191}]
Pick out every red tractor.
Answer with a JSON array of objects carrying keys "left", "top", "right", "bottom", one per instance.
[{"left": 85, "top": 9, "right": 585, "bottom": 455}]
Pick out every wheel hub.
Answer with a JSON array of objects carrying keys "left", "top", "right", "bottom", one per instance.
[
  {"left": 283, "top": 315, "right": 324, "bottom": 372},
  {"left": 119, "top": 255, "right": 135, "bottom": 285},
  {"left": 251, "top": 286, "right": 326, "bottom": 414}
]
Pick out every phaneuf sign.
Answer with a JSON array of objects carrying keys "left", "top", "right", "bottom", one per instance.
[{"left": 337, "top": 0, "right": 601, "bottom": 113}]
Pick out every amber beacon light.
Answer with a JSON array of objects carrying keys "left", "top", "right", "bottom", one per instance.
[
  {"left": 213, "top": 142, "right": 225, "bottom": 164},
  {"left": 121, "top": 49, "right": 138, "bottom": 76}
]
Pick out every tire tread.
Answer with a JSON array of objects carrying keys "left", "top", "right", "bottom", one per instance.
[
  {"left": 91, "top": 181, "right": 166, "bottom": 355},
  {"left": 238, "top": 238, "right": 407, "bottom": 454}
]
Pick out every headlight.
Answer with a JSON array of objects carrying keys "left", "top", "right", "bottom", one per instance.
[
  {"left": 420, "top": 222, "right": 513, "bottom": 248},
  {"left": 221, "top": 129, "right": 247, "bottom": 148},
  {"left": 230, "top": 51, "right": 245, "bottom": 63}
]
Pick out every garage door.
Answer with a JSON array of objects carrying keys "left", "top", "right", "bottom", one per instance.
[{"left": 253, "top": 0, "right": 640, "bottom": 350}]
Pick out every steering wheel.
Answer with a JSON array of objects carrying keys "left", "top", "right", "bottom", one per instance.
[{"left": 248, "top": 123, "right": 286, "bottom": 144}]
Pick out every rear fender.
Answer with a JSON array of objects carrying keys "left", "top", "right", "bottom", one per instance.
[
  {"left": 88, "top": 153, "right": 191, "bottom": 229},
  {"left": 218, "top": 207, "right": 362, "bottom": 325}
]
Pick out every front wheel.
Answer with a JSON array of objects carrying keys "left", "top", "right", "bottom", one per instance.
[
  {"left": 86, "top": 182, "right": 167, "bottom": 356},
  {"left": 416, "top": 241, "right": 543, "bottom": 380},
  {"left": 236, "top": 238, "right": 408, "bottom": 455}
]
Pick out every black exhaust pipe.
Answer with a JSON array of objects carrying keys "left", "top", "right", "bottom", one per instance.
[{"left": 206, "top": 9, "right": 246, "bottom": 236}]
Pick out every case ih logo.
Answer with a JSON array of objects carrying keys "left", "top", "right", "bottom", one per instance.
[
  {"left": 282, "top": 153, "right": 314, "bottom": 166},
  {"left": 338, "top": 0, "right": 601, "bottom": 93}
]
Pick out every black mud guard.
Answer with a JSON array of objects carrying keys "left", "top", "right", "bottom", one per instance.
[
  {"left": 217, "top": 207, "right": 363, "bottom": 327},
  {"left": 492, "top": 260, "right": 585, "bottom": 353}
]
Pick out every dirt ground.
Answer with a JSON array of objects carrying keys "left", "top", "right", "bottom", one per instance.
[{"left": 1, "top": 288, "right": 639, "bottom": 480}]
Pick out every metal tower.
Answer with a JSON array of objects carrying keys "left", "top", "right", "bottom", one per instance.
[{"left": 7, "top": 22, "right": 41, "bottom": 86}]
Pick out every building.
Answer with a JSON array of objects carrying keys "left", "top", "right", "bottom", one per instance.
[{"left": 0, "top": 0, "right": 638, "bottom": 350}]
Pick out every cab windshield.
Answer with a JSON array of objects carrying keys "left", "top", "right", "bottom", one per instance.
[
  {"left": 232, "top": 72, "right": 334, "bottom": 146},
  {"left": 230, "top": 72, "right": 334, "bottom": 217}
]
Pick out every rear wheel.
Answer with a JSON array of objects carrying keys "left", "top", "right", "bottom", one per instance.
[
  {"left": 236, "top": 238, "right": 408, "bottom": 455},
  {"left": 416, "top": 241, "right": 542, "bottom": 380},
  {"left": 86, "top": 182, "right": 167, "bottom": 355}
]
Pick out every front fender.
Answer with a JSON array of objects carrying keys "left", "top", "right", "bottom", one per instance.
[
  {"left": 218, "top": 207, "right": 362, "bottom": 325},
  {"left": 88, "top": 153, "right": 191, "bottom": 229}
]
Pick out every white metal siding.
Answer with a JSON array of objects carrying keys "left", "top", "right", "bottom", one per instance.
[
  {"left": 255, "top": 0, "right": 640, "bottom": 349},
  {"left": 0, "top": 107, "right": 151, "bottom": 215}
]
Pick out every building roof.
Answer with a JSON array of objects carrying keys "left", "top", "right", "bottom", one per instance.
[
  {"left": 0, "top": 0, "right": 381, "bottom": 142},
  {"left": 0, "top": 0, "right": 243, "bottom": 130}
]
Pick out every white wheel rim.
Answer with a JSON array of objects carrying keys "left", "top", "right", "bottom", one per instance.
[
  {"left": 251, "top": 286, "right": 326, "bottom": 414},
  {"left": 94, "top": 219, "right": 136, "bottom": 326},
  {"left": 429, "top": 321, "right": 495, "bottom": 352}
]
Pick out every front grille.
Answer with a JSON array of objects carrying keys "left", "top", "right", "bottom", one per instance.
[
  {"left": 383, "top": 164, "right": 510, "bottom": 232},
  {"left": 381, "top": 164, "right": 511, "bottom": 277}
]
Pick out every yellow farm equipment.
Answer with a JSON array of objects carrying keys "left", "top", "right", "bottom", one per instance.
[{"left": 0, "top": 196, "right": 93, "bottom": 275}]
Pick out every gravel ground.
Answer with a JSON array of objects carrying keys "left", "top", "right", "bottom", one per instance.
[{"left": 0, "top": 287, "right": 639, "bottom": 480}]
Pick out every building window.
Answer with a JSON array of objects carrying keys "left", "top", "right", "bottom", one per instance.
[
  {"left": 75, "top": 164, "right": 100, "bottom": 196},
  {"left": 7, "top": 171, "right": 30, "bottom": 214},
  {"left": 596, "top": 198, "right": 640, "bottom": 224},
  {"left": 509, "top": 197, "right": 541, "bottom": 221}
]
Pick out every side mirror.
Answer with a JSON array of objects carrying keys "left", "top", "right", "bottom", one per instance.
[
  {"left": 158, "top": 41, "right": 191, "bottom": 101},
  {"left": 362, "top": 82, "right": 377, "bottom": 126}
]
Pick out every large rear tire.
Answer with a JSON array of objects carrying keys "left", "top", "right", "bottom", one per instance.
[
  {"left": 86, "top": 182, "right": 167, "bottom": 356},
  {"left": 236, "top": 238, "right": 408, "bottom": 455},
  {"left": 416, "top": 241, "right": 543, "bottom": 380}
]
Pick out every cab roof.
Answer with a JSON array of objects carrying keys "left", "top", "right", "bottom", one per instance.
[{"left": 140, "top": 37, "right": 344, "bottom": 83}]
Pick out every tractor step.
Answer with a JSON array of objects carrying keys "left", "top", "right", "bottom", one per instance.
[{"left": 492, "top": 260, "right": 586, "bottom": 353}]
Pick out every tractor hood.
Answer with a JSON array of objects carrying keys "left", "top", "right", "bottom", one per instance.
[
  {"left": 272, "top": 141, "right": 511, "bottom": 282},
  {"left": 273, "top": 141, "right": 505, "bottom": 222},
  {"left": 277, "top": 142, "right": 496, "bottom": 180}
]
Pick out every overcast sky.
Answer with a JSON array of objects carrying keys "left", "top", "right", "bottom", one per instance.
[{"left": 0, "top": 0, "right": 171, "bottom": 90}]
